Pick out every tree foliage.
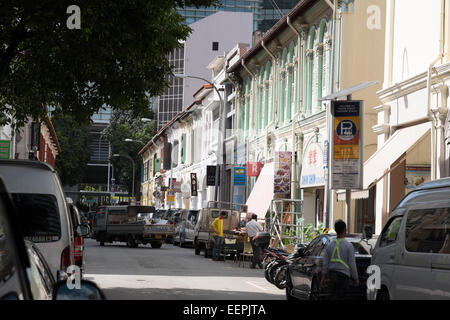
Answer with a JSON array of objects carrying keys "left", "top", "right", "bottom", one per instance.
[
  {"left": 0, "top": 0, "right": 219, "bottom": 126},
  {"left": 52, "top": 111, "right": 92, "bottom": 186},
  {"left": 104, "top": 109, "right": 156, "bottom": 198}
]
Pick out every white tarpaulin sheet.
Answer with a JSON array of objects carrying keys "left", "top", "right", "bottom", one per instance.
[{"left": 244, "top": 162, "right": 274, "bottom": 221}]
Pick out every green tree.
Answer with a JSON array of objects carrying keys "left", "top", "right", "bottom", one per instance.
[
  {"left": 52, "top": 112, "right": 92, "bottom": 186},
  {"left": 105, "top": 109, "right": 156, "bottom": 199},
  {"left": 0, "top": 0, "right": 219, "bottom": 126}
]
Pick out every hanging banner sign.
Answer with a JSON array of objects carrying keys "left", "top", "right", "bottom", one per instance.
[
  {"left": 207, "top": 165, "right": 219, "bottom": 186},
  {"left": 246, "top": 162, "right": 262, "bottom": 177},
  {"left": 166, "top": 189, "right": 175, "bottom": 203},
  {"left": 274, "top": 152, "right": 291, "bottom": 194},
  {"left": 330, "top": 100, "right": 363, "bottom": 189},
  {"left": 0, "top": 140, "right": 10, "bottom": 159},
  {"left": 190, "top": 173, "right": 198, "bottom": 196},
  {"left": 300, "top": 142, "right": 325, "bottom": 188},
  {"left": 233, "top": 167, "right": 246, "bottom": 186}
]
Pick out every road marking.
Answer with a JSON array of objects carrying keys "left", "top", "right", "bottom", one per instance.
[{"left": 245, "top": 281, "right": 268, "bottom": 291}]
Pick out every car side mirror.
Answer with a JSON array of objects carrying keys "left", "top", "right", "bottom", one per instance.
[
  {"left": 53, "top": 280, "right": 106, "bottom": 300},
  {"left": 76, "top": 224, "right": 90, "bottom": 237}
]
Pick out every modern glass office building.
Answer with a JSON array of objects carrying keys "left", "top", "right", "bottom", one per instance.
[{"left": 178, "top": 0, "right": 299, "bottom": 32}]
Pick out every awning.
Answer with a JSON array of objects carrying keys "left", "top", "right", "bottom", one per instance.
[
  {"left": 245, "top": 162, "right": 274, "bottom": 220},
  {"left": 363, "top": 122, "right": 430, "bottom": 189},
  {"left": 336, "top": 189, "right": 369, "bottom": 201}
]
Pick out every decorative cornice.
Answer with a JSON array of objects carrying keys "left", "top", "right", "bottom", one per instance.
[
  {"left": 306, "top": 48, "right": 314, "bottom": 60},
  {"left": 373, "top": 104, "right": 391, "bottom": 113},
  {"left": 372, "top": 123, "right": 390, "bottom": 135},
  {"left": 377, "top": 62, "right": 450, "bottom": 103}
]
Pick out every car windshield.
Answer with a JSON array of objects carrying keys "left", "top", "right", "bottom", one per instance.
[
  {"left": 11, "top": 193, "right": 61, "bottom": 242},
  {"left": 351, "top": 241, "right": 369, "bottom": 255}
]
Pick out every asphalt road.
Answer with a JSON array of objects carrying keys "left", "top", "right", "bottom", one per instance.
[{"left": 83, "top": 238, "right": 285, "bottom": 300}]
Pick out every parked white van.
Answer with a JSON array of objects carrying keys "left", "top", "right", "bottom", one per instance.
[
  {"left": 0, "top": 160, "right": 75, "bottom": 278},
  {"left": 368, "top": 177, "right": 450, "bottom": 300}
]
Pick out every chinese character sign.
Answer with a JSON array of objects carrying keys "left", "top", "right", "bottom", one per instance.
[
  {"left": 331, "top": 100, "right": 363, "bottom": 189},
  {"left": 274, "top": 152, "right": 291, "bottom": 194}
]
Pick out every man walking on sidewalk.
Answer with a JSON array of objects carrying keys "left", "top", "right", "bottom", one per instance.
[
  {"left": 245, "top": 213, "right": 263, "bottom": 269},
  {"left": 320, "top": 219, "right": 359, "bottom": 300},
  {"left": 211, "top": 212, "right": 226, "bottom": 261}
]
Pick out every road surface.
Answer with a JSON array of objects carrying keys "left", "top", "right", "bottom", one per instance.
[{"left": 83, "top": 239, "right": 285, "bottom": 300}]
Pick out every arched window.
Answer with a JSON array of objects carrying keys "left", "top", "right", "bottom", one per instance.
[
  {"left": 258, "top": 67, "right": 264, "bottom": 132},
  {"left": 264, "top": 61, "right": 271, "bottom": 128},
  {"left": 286, "top": 41, "right": 295, "bottom": 121},
  {"left": 279, "top": 48, "right": 288, "bottom": 123},
  {"left": 317, "top": 19, "right": 328, "bottom": 112},
  {"left": 306, "top": 27, "right": 316, "bottom": 115},
  {"left": 244, "top": 78, "right": 251, "bottom": 137}
]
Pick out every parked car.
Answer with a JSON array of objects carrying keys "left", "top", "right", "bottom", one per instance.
[
  {"left": 0, "top": 177, "right": 105, "bottom": 300},
  {"left": 176, "top": 210, "right": 199, "bottom": 247},
  {"left": 194, "top": 202, "right": 246, "bottom": 258},
  {"left": 92, "top": 205, "right": 172, "bottom": 248},
  {"left": 0, "top": 160, "right": 76, "bottom": 279},
  {"left": 285, "top": 234, "right": 371, "bottom": 300},
  {"left": 66, "top": 200, "right": 90, "bottom": 275},
  {"left": 368, "top": 177, "right": 450, "bottom": 300}
]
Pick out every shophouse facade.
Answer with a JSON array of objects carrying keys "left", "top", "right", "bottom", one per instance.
[
  {"left": 140, "top": 44, "right": 249, "bottom": 209},
  {"left": 228, "top": 0, "right": 387, "bottom": 233},
  {"left": 368, "top": 0, "right": 450, "bottom": 234}
]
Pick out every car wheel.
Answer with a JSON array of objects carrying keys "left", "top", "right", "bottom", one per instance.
[
  {"left": 309, "top": 278, "right": 321, "bottom": 300},
  {"left": 151, "top": 242, "right": 162, "bottom": 249},
  {"left": 376, "top": 288, "right": 390, "bottom": 300},
  {"left": 194, "top": 240, "right": 201, "bottom": 255},
  {"left": 180, "top": 233, "right": 186, "bottom": 248},
  {"left": 204, "top": 245, "right": 210, "bottom": 258},
  {"left": 285, "top": 271, "right": 299, "bottom": 300},
  {"left": 127, "top": 235, "right": 136, "bottom": 248}
]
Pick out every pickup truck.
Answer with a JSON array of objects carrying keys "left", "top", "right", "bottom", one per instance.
[
  {"left": 194, "top": 201, "right": 247, "bottom": 258},
  {"left": 92, "top": 205, "right": 174, "bottom": 248}
]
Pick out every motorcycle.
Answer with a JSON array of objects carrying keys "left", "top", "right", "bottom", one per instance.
[{"left": 264, "top": 244, "right": 306, "bottom": 289}]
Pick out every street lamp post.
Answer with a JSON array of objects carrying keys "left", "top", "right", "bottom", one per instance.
[
  {"left": 174, "top": 73, "right": 225, "bottom": 204},
  {"left": 113, "top": 153, "right": 135, "bottom": 200}
]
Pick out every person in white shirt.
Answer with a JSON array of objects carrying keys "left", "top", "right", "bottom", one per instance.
[{"left": 245, "top": 213, "right": 263, "bottom": 268}]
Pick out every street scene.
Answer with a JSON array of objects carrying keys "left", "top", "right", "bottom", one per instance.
[{"left": 1, "top": 0, "right": 450, "bottom": 307}]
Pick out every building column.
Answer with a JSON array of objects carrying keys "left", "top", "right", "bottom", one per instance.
[{"left": 435, "top": 84, "right": 449, "bottom": 178}]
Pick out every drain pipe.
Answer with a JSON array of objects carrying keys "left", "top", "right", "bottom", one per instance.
[
  {"left": 287, "top": 16, "right": 304, "bottom": 201},
  {"left": 262, "top": 40, "right": 278, "bottom": 161},
  {"left": 429, "top": 0, "right": 446, "bottom": 180}
]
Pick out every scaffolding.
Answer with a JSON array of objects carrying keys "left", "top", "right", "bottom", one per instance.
[{"left": 269, "top": 199, "right": 304, "bottom": 249}]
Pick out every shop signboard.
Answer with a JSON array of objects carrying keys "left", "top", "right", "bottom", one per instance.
[
  {"left": 0, "top": 140, "right": 10, "bottom": 159},
  {"left": 233, "top": 167, "right": 246, "bottom": 186},
  {"left": 330, "top": 100, "right": 363, "bottom": 189},
  {"left": 405, "top": 166, "right": 430, "bottom": 191},
  {"left": 166, "top": 189, "right": 175, "bottom": 203},
  {"left": 274, "top": 152, "right": 291, "bottom": 194},
  {"left": 300, "top": 141, "right": 325, "bottom": 188},
  {"left": 190, "top": 173, "right": 198, "bottom": 196},
  {"left": 207, "top": 165, "right": 219, "bottom": 186},
  {"left": 247, "top": 162, "right": 262, "bottom": 177}
]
